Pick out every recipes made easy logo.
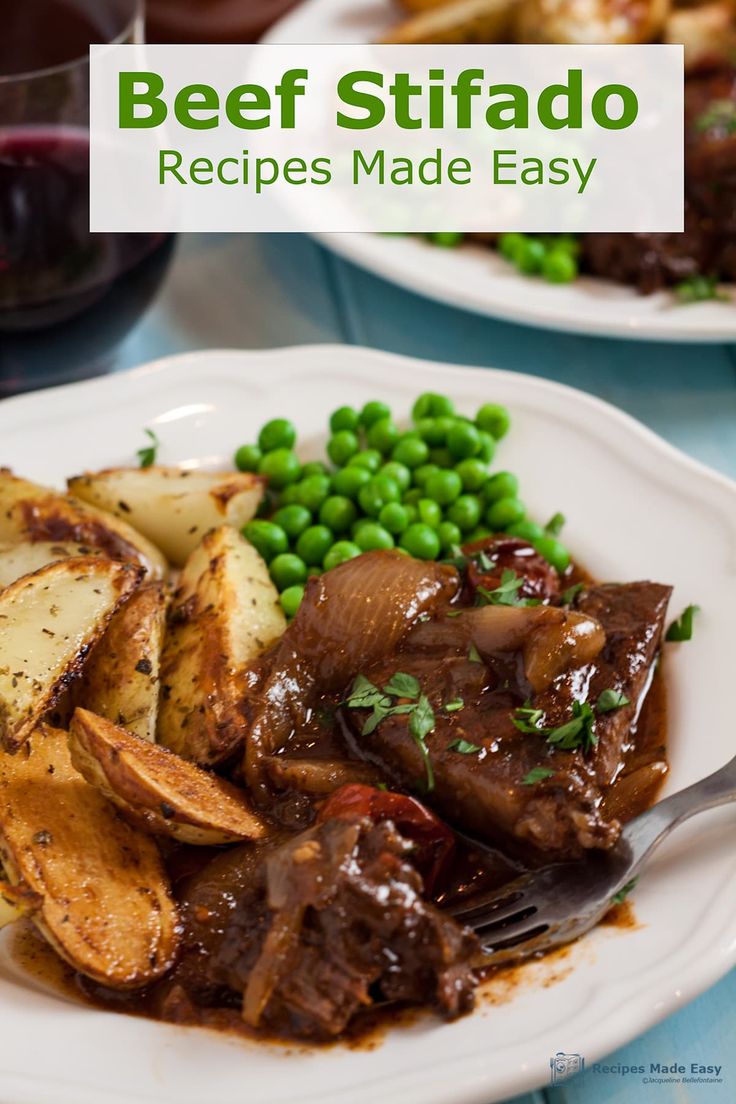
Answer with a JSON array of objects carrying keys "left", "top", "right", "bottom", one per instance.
[
  {"left": 549, "top": 1053, "right": 724, "bottom": 1087},
  {"left": 89, "top": 43, "right": 684, "bottom": 236}
]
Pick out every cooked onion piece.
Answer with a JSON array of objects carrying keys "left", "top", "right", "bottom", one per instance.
[
  {"left": 0, "top": 469, "right": 167, "bottom": 579},
  {"left": 0, "top": 557, "right": 143, "bottom": 753},
  {"left": 69, "top": 709, "right": 270, "bottom": 844},
  {"left": 75, "top": 583, "right": 168, "bottom": 743},
  {"left": 68, "top": 466, "right": 264, "bottom": 567},
  {"left": 263, "top": 756, "right": 385, "bottom": 796},
  {"left": 0, "top": 541, "right": 106, "bottom": 590},
  {"left": 0, "top": 724, "right": 179, "bottom": 988},
  {"left": 158, "top": 526, "right": 286, "bottom": 766},
  {"left": 0, "top": 881, "right": 41, "bottom": 929},
  {"left": 513, "top": 0, "right": 670, "bottom": 43}
]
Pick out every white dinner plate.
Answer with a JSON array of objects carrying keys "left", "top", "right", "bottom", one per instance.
[
  {"left": 0, "top": 345, "right": 734, "bottom": 1104},
  {"left": 266, "top": 0, "right": 736, "bottom": 343}
]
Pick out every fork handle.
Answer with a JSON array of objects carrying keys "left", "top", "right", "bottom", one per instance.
[{"left": 621, "top": 753, "right": 736, "bottom": 866}]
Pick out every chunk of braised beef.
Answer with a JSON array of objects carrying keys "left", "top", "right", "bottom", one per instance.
[
  {"left": 203, "top": 818, "right": 478, "bottom": 1040},
  {"left": 462, "top": 536, "right": 561, "bottom": 605}
]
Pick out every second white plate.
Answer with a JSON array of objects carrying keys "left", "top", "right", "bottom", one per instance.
[{"left": 266, "top": 0, "right": 736, "bottom": 343}]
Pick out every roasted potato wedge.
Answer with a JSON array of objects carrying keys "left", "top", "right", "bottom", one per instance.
[
  {"left": 0, "top": 541, "right": 106, "bottom": 590},
  {"left": 513, "top": 0, "right": 669, "bottom": 44},
  {"left": 0, "top": 469, "right": 167, "bottom": 579},
  {"left": 664, "top": 1, "right": 736, "bottom": 69},
  {"left": 0, "top": 880, "right": 41, "bottom": 929},
  {"left": 0, "top": 556, "right": 142, "bottom": 753},
  {"left": 70, "top": 709, "right": 270, "bottom": 844},
  {"left": 75, "top": 583, "right": 168, "bottom": 743},
  {"left": 382, "top": 0, "right": 519, "bottom": 43},
  {"left": 0, "top": 724, "right": 179, "bottom": 988},
  {"left": 68, "top": 466, "right": 265, "bottom": 567},
  {"left": 157, "top": 526, "right": 286, "bottom": 765}
]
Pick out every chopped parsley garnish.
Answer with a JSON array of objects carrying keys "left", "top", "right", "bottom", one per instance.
[
  {"left": 696, "top": 99, "right": 736, "bottom": 135},
  {"left": 137, "top": 428, "right": 160, "bottom": 469},
  {"left": 477, "top": 569, "right": 538, "bottom": 608},
  {"left": 468, "top": 643, "right": 483, "bottom": 664},
  {"left": 447, "top": 738, "right": 481, "bottom": 755},
  {"left": 611, "top": 876, "right": 639, "bottom": 905},
  {"left": 596, "top": 689, "right": 630, "bottom": 714},
  {"left": 512, "top": 700, "right": 597, "bottom": 753},
  {"left": 512, "top": 704, "right": 546, "bottom": 734},
  {"left": 545, "top": 512, "right": 566, "bottom": 537},
  {"left": 561, "top": 582, "right": 584, "bottom": 605},
  {"left": 345, "top": 673, "right": 436, "bottom": 791},
  {"left": 444, "top": 698, "right": 465, "bottom": 713},
  {"left": 666, "top": 604, "right": 700, "bottom": 642},
  {"left": 675, "top": 275, "right": 724, "bottom": 304},
  {"left": 522, "top": 766, "right": 555, "bottom": 785}
]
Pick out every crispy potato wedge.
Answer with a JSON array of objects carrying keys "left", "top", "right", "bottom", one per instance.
[
  {"left": 382, "top": 0, "right": 518, "bottom": 43},
  {"left": 0, "top": 469, "right": 167, "bottom": 579},
  {"left": 513, "top": 0, "right": 669, "bottom": 44},
  {"left": 75, "top": 583, "right": 168, "bottom": 743},
  {"left": 157, "top": 527, "right": 286, "bottom": 765},
  {"left": 0, "top": 556, "right": 142, "bottom": 753},
  {"left": 68, "top": 466, "right": 265, "bottom": 567},
  {"left": 0, "top": 724, "right": 179, "bottom": 988},
  {"left": 665, "top": 1, "right": 736, "bottom": 69},
  {"left": 0, "top": 541, "right": 106, "bottom": 590},
  {"left": 0, "top": 881, "right": 41, "bottom": 930},
  {"left": 70, "top": 709, "right": 270, "bottom": 845}
]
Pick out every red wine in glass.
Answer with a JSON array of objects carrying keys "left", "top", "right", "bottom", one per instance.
[{"left": 0, "top": 0, "right": 174, "bottom": 393}]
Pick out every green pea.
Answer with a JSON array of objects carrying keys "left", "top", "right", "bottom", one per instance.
[
  {"left": 533, "top": 535, "right": 571, "bottom": 574},
  {"left": 295, "top": 474, "right": 331, "bottom": 512},
  {"left": 455, "top": 458, "right": 488, "bottom": 493},
  {"left": 431, "top": 231, "right": 464, "bottom": 247},
  {"left": 508, "top": 519, "right": 545, "bottom": 543},
  {"left": 258, "top": 448, "right": 301, "bottom": 489},
  {"left": 477, "top": 430, "right": 496, "bottom": 464},
  {"left": 425, "top": 469, "right": 462, "bottom": 506},
  {"left": 279, "top": 485, "right": 300, "bottom": 506},
  {"left": 437, "top": 520, "right": 462, "bottom": 552},
  {"left": 270, "top": 553, "right": 308, "bottom": 591},
  {"left": 476, "top": 403, "right": 512, "bottom": 441},
  {"left": 413, "top": 463, "right": 440, "bottom": 489},
  {"left": 324, "top": 540, "right": 362, "bottom": 571},
  {"left": 447, "top": 421, "right": 481, "bottom": 460},
  {"left": 379, "top": 502, "right": 410, "bottom": 535},
  {"left": 296, "top": 525, "right": 333, "bottom": 566},
  {"left": 392, "top": 435, "right": 430, "bottom": 469},
  {"left": 332, "top": 465, "right": 371, "bottom": 499},
  {"left": 379, "top": 461, "right": 411, "bottom": 492},
  {"left": 348, "top": 449, "right": 382, "bottom": 473},
  {"left": 465, "top": 526, "right": 492, "bottom": 544},
  {"left": 319, "top": 495, "right": 357, "bottom": 534},
  {"left": 403, "top": 487, "right": 422, "bottom": 507},
  {"left": 360, "top": 401, "right": 391, "bottom": 429},
  {"left": 234, "top": 444, "right": 262, "bottom": 473},
  {"left": 258, "top": 418, "right": 296, "bottom": 453},
  {"left": 412, "top": 393, "right": 455, "bottom": 421},
  {"left": 486, "top": 496, "right": 526, "bottom": 530},
  {"left": 428, "top": 447, "right": 453, "bottom": 469},
  {"left": 367, "top": 416, "right": 400, "bottom": 455},
  {"left": 447, "top": 494, "right": 482, "bottom": 532},
  {"left": 404, "top": 504, "right": 418, "bottom": 526},
  {"left": 272, "top": 504, "right": 312, "bottom": 540},
  {"left": 327, "top": 430, "right": 359, "bottom": 466},
  {"left": 280, "top": 585, "right": 305, "bottom": 619},
  {"left": 516, "top": 237, "right": 547, "bottom": 274},
  {"left": 355, "top": 522, "right": 395, "bottom": 552},
  {"left": 417, "top": 498, "right": 442, "bottom": 528},
  {"left": 499, "top": 232, "right": 526, "bottom": 263},
  {"left": 484, "top": 471, "right": 520, "bottom": 503},
  {"left": 330, "top": 406, "right": 360, "bottom": 433},
  {"left": 301, "top": 460, "right": 329, "bottom": 478},
  {"left": 400, "top": 523, "right": 441, "bottom": 561},
  {"left": 542, "top": 248, "right": 578, "bottom": 284},
  {"left": 358, "top": 474, "right": 401, "bottom": 517},
  {"left": 242, "top": 520, "right": 288, "bottom": 563},
  {"left": 415, "top": 417, "right": 454, "bottom": 447}
]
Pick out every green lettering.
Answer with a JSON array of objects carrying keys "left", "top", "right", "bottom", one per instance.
[
  {"left": 592, "top": 84, "right": 638, "bottom": 129},
  {"left": 225, "top": 85, "right": 271, "bottom": 130},
  {"left": 338, "top": 72, "right": 385, "bottom": 129},
  {"left": 538, "top": 69, "right": 582, "bottom": 130},
  {"left": 119, "top": 72, "right": 167, "bottom": 128},
  {"left": 174, "top": 84, "right": 219, "bottom": 130}
]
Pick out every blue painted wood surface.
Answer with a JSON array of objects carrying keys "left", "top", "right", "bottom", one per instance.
[{"left": 115, "top": 232, "right": 736, "bottom": 1103}]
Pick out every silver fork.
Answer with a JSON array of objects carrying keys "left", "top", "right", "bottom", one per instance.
[{"left": 448, "top": 754, "right": 736, "bottom": 964}]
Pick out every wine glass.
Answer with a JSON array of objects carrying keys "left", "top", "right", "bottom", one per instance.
[{"left": 0, "top": 0, "right": 175, "bottom": 395}]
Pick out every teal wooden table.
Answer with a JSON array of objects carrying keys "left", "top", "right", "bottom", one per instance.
[{"left": 116, "top": 232, "right": 736, "bottom": 1104}]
